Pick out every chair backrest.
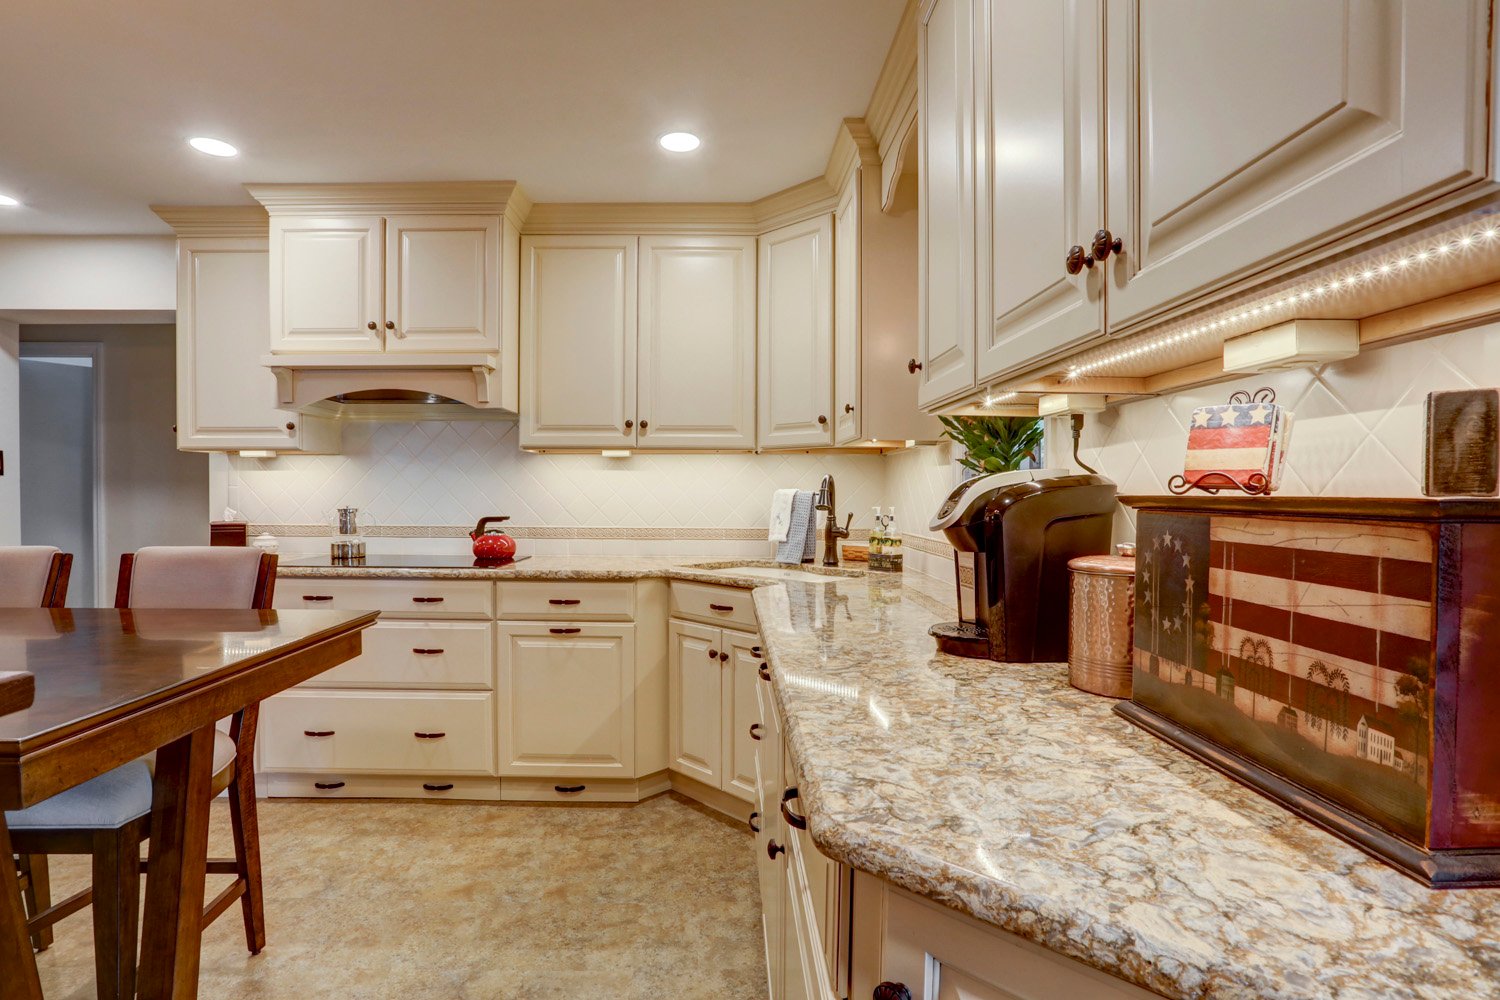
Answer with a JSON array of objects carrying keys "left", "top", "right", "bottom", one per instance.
[
  {"left": 0, "top": 670, "right": 35, "bottom": 717},
  {"left": 0, "top": 546, "right": 73, "bottom": 608},
  {"left": 115, "top": 547, "right": 277, "bottom": 610}
]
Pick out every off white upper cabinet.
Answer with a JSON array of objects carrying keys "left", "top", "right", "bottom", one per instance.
[
  {"left": 833, "top": 177, "right": 861, "bottom": 445},
  {"left": 170, "top": 231, "right": 339, "bottom": 453},
  {"left": 270, "top": 213, "right": 503, "bottom": 354},
  {"left": 385, "top": 215, "right": 502, "bottom": 352},
  {"left": 977, "top": 0, "right": 1105, "bottom": 382},
  {"left": 919, "top": 0, "right": 1497, "bottom": 403},
  {"left": 638, "top": 236, "right": 757, "bottom": 449},
  {"left": 916, "top": 0, "right": 980, "bottom": 407},
  {"left": 1103, "top": 0, "right": 1492, "bottom": 334},
  {"left": 759, "top": 215, "right": 835, "bottom": 449},
  {"left": 521, "top": 234, "right": 756, "bottom": 450},
  {"left": 520, "top": 235, "right": 638, "bottom": 448}
]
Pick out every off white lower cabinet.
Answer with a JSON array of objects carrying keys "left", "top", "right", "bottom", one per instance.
[{"left": 667, "top": 619, "right": 760, "bottom": 803}]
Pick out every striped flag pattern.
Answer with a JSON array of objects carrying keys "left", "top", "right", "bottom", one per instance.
[{"left": 1184, "top": 401, "right": 1292, "bottom": 490}]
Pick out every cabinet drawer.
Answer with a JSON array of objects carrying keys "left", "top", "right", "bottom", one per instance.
[
  {"left": 496, "top": 580, "right": 635, "bottom": 620},
  {"left": 670, "top": 581, "right": 757, "bottom": 631},
  {"left": 263, "top": 773, "right": 502, "bottom": 802},
  {"left": 300, "top": 620, "right": 493, "bottom": 690},
  {"left": 275, "top": 577, "right": 493, "bottom": 619},
  {"left": 260, "top": 690, "right": 495, "bottom": 775}
]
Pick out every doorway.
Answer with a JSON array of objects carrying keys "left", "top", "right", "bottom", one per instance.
[{"left": 19, "top": 343, "right": 102, "bottom": 606}]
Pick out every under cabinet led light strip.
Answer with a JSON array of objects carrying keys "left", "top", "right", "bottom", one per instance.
[
  {"left": 981, "top": 391, "right": 1019, "bottom": 407},
  {"left": 1063, "top": 220, "right": 1500, "bottom": 380}
]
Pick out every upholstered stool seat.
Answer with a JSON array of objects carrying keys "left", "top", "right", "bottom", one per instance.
[{"left": 5, "top": 763, "right": 152, "bottom": 832}]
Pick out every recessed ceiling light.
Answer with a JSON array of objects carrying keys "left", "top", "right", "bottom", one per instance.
[
  {"left": 658, "top": 131, "right": 701, "bottom": 153},
  {"left": 0, "top": 194, "right": 19, "bottom": 207},
  {"left": 188, "top": 136, "right": 238, "bottom": 157}
]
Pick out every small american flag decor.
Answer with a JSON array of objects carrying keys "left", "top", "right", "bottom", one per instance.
[{"left": 1176, "top": 389, "right": 1292, "bottom": 495}]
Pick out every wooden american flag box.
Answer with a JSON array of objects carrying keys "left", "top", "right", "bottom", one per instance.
[
  {"left": 1119, "top": 494, "right": 1500, "bottom": 888},
  {"left": 1183, "top": 400, "right": 1292, "bottom": 492}
]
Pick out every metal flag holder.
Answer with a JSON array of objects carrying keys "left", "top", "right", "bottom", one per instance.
[{"left": 1167, "top": 388, "right": 1277, "bottom": 496}]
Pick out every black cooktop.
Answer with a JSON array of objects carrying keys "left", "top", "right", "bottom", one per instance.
[{"left": 281, "top": 554, "right": 532, "bottom": 569}]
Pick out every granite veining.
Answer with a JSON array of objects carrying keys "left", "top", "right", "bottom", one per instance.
[{"left": 283, "top": 554, "right": 1500, "bottom": 998}]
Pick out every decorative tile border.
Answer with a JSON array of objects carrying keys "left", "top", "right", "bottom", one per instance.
[{"left": 249, "top": 523, "right": 875, "bottom": 542}]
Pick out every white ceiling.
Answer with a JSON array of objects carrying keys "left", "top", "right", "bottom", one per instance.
[{"left": 0, "top": 0, "right": 906, "bottom": 235}]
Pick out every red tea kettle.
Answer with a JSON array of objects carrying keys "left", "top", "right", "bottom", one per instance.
[{"left": 470, "top": 516, "right": 517, "bottom": 560}]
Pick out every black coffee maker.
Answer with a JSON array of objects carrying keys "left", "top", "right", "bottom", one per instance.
[{"left": 927, "top": 469, "right": 1116, "bottom": 662}]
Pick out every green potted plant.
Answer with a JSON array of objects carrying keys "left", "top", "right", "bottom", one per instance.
[{"left": 939, "top": 415, "right": 1044, "bottom": 476}]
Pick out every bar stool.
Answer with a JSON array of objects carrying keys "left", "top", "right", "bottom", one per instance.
[{"left": 8, "top": 546, "right": 276, "bottom": 1000}]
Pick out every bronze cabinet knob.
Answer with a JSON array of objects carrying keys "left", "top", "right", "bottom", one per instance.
[
  {"left": 624, "top": 419, "right": 634, "bottom": 431},
  {"left": 874, "top": 984, "right": 912, "bottom": 1000},
  {"left": 1092, "top": 228, "right": 1123, "bottom": 261},
  {"left": 285, "top": 422, "right": 296, "bottom": 432},
  {"left": 767, "top": 839, "right": 786, "bottom": 860},
  {"left": 817, "top": 414, "right": 828, "bottom": 425},
  {"left": 1065, "top": 244, "right": 1095, "bottom": 274},
  {"left": 367, "top": 321, "right": 378, "bottom": 330},
  {"left": 907, "top": 358, "right": 922, "bottom": 373},
  {"left": 843, "top": 403, "right": 855, "bottom": 414},
  {"left": 639, "top": 420, "right": 648, "bottom": 432}
]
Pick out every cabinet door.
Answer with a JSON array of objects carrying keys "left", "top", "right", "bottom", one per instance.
[
  {"left": 497, "top": 623, "right": 635, "bottom": 777},
  {"left": 269, "top": 216, "right": 384, "bottom": 352},
  {"left": 668, "top": 619, "right": 724, "bottom": 785},
  {"left": 723, "top": 629, "right": 762, "bottom": 802},
  {"left": 384, "top": 215, "right": 501, "bottom": 352},
  {"left": 520, "top": 235, "right": 638, "bottom": 448},
  {"left": 177, "top": 239, "right": 303, "bottom": 450},
  {"left": 758, "top": 216, "right": 835, "bottom": 449},
  {"left": 977, "top": 0, "right": 1105, "bottom": 382},
  {"left": 917, "top": 0, "right": 979, "bottom": 407},
  {"left": 757, "top": 670, "right": 788, "bottom": 1000},
  {"left": 1104, "top": 0, "right": 1492, "bottom": 334},
  {"left": 638, "top": 236, "right": 756, "bottom": 449},
  {"left": 833, "top": 170, "right": 861, "bottom": 445}
]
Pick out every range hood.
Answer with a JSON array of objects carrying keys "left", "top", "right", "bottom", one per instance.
[{"left": 262, "top": 353, "right": 516, "bottom": 416}]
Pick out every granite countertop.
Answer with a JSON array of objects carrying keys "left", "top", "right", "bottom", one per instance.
[{"left": 280, "top": 553, "right": 1500, "bottom": 997}]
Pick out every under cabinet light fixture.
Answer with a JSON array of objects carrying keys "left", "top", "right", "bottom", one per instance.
[
  {"left": 188, "top": 136, "right": 238, "bottom": 157},
  {"left": 982, "top": 392, "right": 1019, "bottom": 407},
  {"left": 238, "top": 449, "right": 276, "bottom": 459},
  {"left": 1064, "top": 219, "right": 1500, "bottom": 380},
  {"left": 601, "top": 449, "right": 632, "bottom": 459},
  {"left": 0, "top": 194, "right": 19, "bottom": 207}
]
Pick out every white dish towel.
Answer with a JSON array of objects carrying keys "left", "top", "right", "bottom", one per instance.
[
  {"left": 768, "top": 488, "right": 799, "bottom": 542},
  {"left": 774, "top": 491, "right": 817, "bottom": 565}
]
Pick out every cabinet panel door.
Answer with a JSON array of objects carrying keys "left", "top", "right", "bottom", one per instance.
[
  {"left": 757, "top": 674, "right": 788, "bottom": 1000},
  {"left": 177, "top": 239, "right": 299, "bottom": 450},
  {"left": 520, "top": 235, "right": 638, "bottom": 448},
  {"left": 497, "top": 623, "right": 635, "bottom": 776},
  {"left": 724, "top": 629, "right": 762, "bottom": 802},
  {"left": 638, "top": 236, "right": 757, "bottom": 449},
  {"left": 759, "top": 216, "right": 835, "bottom": 449},
  {"left": 917, "top": 0, "right": 979, "bottom": 406},
  {"left": 269, "top": 216, "right": 384, "bottom": 352},
  {"left": 385, "top": 215, "right": 501, "bottom": 352},
  {"left": 668, "top": 619, "right": 724, "bottom": 785},
  {"left": 977, "top": 0, "right": 1105, "bottom": 382},
  {"left": 1105, "top": 0, "right": 1491, "bottom": 333},
  {"left": 833, "top": 170, "right": 861, "bottom": 445}
]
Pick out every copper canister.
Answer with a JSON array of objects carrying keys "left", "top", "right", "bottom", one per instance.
[{"left": 1067, "top": 543, "right": 1136, "bottom": 698}]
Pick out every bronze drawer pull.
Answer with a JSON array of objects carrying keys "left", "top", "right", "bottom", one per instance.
[
  {"left": 548, "top": 598, "right": 581, "bottom": 605},
  {"left": 549, "top": 627, "right": 582, "bottom": 635},
  {"left": 412, "top": 647, "right": 444, "bottom": 655},
  {"left": 303, "top": 730, "right": 334, "bottom": 738},
  {"left": 301, "top": 595, "right": 334, "bottom": 602},
  {"left": 748, "top": 811, "right": 761, "bottom": 834},
  {"left": 781, "top": 787, "right": 808, "bottom": 830},
  {"left": 554, "top": 784, "right": 586, "bottom": 794},
  {"left": 874, "top": 984, "right": 912, "bottom": 1000},
  {"left": 423, "top": 783, "right": 454, "bottom": 792},
  {"left": 749, "top": 723, "right": 762, "bottom": 742},
  {"left": 411, "top": 596, "right": 445, "bottom": 604},
  {"left": 750, "top": 646, "right": 762, "bottom": 657},
  {"left": 767, "top": 839, "right": 785, "bottom": 860},
  {"left": 414, "top": 732, "right": 446, "bottom": 740},
  {"left": 708, "top": 603, "right": 734, "bottom": 612},
  {"left": 314, "top": 781, "right": 344, "bottom": 790},
  {"left": 758, "top": 663, "right": 770, "bottom": 681}
]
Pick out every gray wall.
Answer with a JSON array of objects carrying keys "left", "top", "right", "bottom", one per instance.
[
  {"left": 0, "top": 321, "right": 18, "bottom": 545},
  {"left": 20, "top": 355, "right": 96, "bottom": 599},
  {"left": 21, "top": 325, "right": 207, "bottom": 604}
]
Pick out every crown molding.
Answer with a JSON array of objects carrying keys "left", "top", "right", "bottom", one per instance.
[
  {"left": 524, "top": 202, "right": 758, "bottom": 235},
  {"left": 751, "top": 176, "right": 838, "bottom": 232},
  {"left": 825, "top": 118, "right": 881, "bottom": 191},
  {"left": 244, "top": 181, "right": 527, "bottom": 217},
  {"left": 865, "top": 0, "right": 919, "bottom": 153},
  {"left": 150, "top": 205, "right": 269, "bottom": 238}
]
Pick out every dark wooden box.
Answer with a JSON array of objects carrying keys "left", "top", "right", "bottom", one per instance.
[{"left": 1119, "top": 495, "right": 1500, "bottom": 887}]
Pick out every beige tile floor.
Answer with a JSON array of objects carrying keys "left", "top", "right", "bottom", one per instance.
[{"left": 31, "top": 792, "right": 768, "bottom": 1000}]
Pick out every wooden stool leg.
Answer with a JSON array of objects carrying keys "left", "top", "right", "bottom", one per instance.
[
  {"left": 0, "top": 815, "right": 44, "bottom": 1000},
  {"left": 17, "top": 855, "right": 53, "bottom": 951},
  {"left": 229, "top": 706, "right": 266, "bottom": 955},
  {"left": 91, "top": 825, "right": 142, "bottom": 1000}
]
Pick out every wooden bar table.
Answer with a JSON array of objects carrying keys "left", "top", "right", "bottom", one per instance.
[{"left": 0, "top": 607, "right": 377, "bottom": 1000}]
